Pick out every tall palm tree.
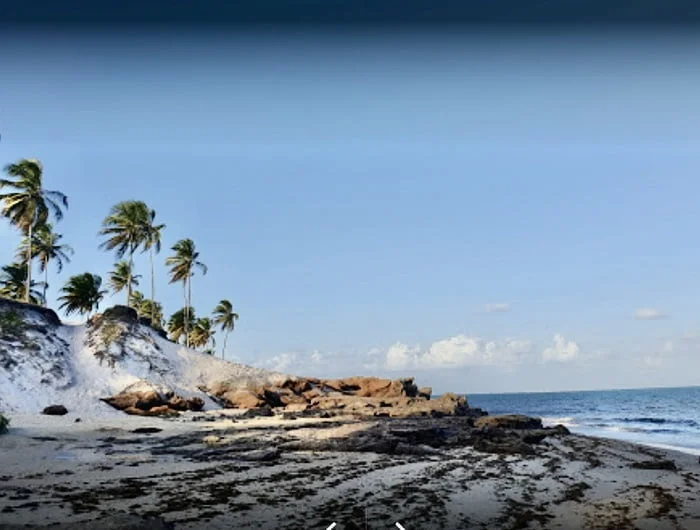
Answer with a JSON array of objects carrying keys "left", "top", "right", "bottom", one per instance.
[
  {"left": 16, "top": 223, "right": 73, "bottom": 306},
  {"left": 0, "top": 159, "right": 68, "bottom": 303},
  {"left": 165, "top": 239, "right": 207, "bottom": 347},
  {"left": 142, "top": 209, "right": 165, "bottom": 325},
  {"left": 58, "top": 273, "right": 106, "bottom": 318},
  {"left": 212, "top": 299, "right": 239, "bottom": 359},
  {"left": 98, "top": 201, "right": 150, "bottom": 307},
  {"left": 108, "top": 260, "right": 141, "bottom": 304},
  {"left": 167, "top": 307, "right": 196, "bottom": 344},
  {"left": 0, "top": 263, "right": 45, "bottom": 304},
  {"left": 190, "top": 317, "right": 215, "bottom": 352}
]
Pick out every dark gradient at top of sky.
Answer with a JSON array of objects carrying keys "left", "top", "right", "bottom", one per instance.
[{"left": 2, "top": 0, "right": 700, "bottom": 28}]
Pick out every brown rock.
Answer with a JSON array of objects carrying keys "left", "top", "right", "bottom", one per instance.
[
  {"left": 167, "top": 395, "right": 189, "bottom": 411},
  {"left": 145, "top": 405, "right": 180, "bottom": 417},
  {"left": 221, "top": 389, "right": 265, "bottom": 409},
  {"left": 280, "top": 378, "right": 313, "bottom": 394},
  {"left": 302, "top": 388, "right": 323, "bottom": 401},
  {"left": 418, "top": 387, "right": 432, "bottom": 399},
  {"left": 474, "top": 414, "right": 543, "bottom": 430},
  {"left": 122, "top": 406, "right": 148, "bottom": 416},
  {"left": 279, "top": 391, "right": 309, "bottom": 406},
  {"left": 322, "top": 376, "right": 407, "bottom": 398},
  {"left": 135, "top": 391, "right": 166, "bottom": 411},
  {"left": 187, "top": 397, "right": 205, "bottom": 411}
]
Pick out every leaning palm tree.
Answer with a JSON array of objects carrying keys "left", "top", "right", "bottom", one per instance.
[
  {"left": 0, "top": 263, "right": 45, "bottom": 304},
  {"left": 212, "top": 299, "right": 239, "bottom": 359},
  {"left": 190, "top": 317, "right": 215, "bottom": 352},
  {"left": 98, "top": 201, "right": 150, "bottom": 307},
  {"left": 16, "top": 223, "right": 73, "bottom": 305},
  {"left": 1, "top": 159, "right": 68, "bottom": 303},
  {"left": 142, "top": 209, "right": 165, "bottom": 325},
  {"left": 58, "top": 273, "right": 106, "bottom": 318},
  {"left": 108, "top": 260, "right": 141, "bottom": 304},
  {"left": 165, "top": 239, "right": 207, "bottom": 347},
  {"left": 167, "top": 307, "right": 196, "bottom": 344}
]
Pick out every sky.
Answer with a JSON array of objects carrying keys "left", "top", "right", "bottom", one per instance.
[{"left": 1, "top": 29, "right": 700, "bottom": 393}]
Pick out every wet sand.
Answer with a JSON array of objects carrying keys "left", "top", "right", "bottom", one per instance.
[{"left": 1, "top": 411, "right": 700, "bottom": 530}]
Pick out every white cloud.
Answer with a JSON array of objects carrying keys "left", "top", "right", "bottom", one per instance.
[
  {"left": 309, "top": 350, "right": 325, "bottom": 363},
  {"left": 385, "top": 342, "right": 421, "bottom": 370},
  {"left": 484, "top": 303, "right": 510, "bottom": 313},
  {"left": 634, "top": 308, "right": 666, "bottom": 320},
  {"left": 257, "top": 352, "right": 298, "bottom": 373},
  {"left": 384, "top": 334, "right": 532, "bottom": 370},
  {"left": 541, "top": 334, "right": 580, "bottom": 362}
]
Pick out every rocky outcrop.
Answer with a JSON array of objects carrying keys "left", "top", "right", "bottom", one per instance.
[
  {"left": 474, "top": 414, "right": 543, "bottom": 430},
  {"left": 203, "top": 376, "right": 484, "bottom": 419},
  {"left": 42, "top": 404, "right": 68, "bottom": 415},
  {"left": 102, "top": 387, "right": 205, "bottom": 417},
  {"left": 0, "top": 297, "right": 61, "bottom": 327},
  {"left": 471, "top": 415, "right": 571, "bottom": 455}
]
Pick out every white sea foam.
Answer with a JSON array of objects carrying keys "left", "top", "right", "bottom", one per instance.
[
  {"left": 541, "top": 416, "right": 577, "bottom": 428},
  {"left": 640, "top": 442, "right": 700, "bottom": 457}
]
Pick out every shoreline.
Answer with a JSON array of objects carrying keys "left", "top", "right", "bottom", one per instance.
[{"left": 2, "top": 411, "right": 700, "bottom": 529}]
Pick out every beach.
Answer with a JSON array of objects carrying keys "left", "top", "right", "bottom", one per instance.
[{"left": 1, "top": 411, "right": 700, "bottom": 530}]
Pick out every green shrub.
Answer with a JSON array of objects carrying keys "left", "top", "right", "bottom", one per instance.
[
  {"left": 0, "top": 309, "right": 27, "bottom": 340},
  {"left": 0, "top": 413, "right": 9, "bottom": 434}
]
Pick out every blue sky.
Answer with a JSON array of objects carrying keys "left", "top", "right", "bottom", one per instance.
[{"left": 2, "top": 30, "right": 700, "bottom": 393}]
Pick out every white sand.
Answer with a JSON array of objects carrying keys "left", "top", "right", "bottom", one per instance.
[{"left": 2, "top": 413, "right": 700, "bottom": 529}]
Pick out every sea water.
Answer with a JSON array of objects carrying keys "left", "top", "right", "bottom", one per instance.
[{"left": 467, "top": 386, "right": 700, "bottom": 455}]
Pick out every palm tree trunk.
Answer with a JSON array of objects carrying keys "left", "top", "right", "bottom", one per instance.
[
  {"left": 222, "top": 331, "right": 229, "bottom": 360},
  {"left": 127, "top": 249, "right": 133, "bottom": 307},
  {"left": 187, "top": 275, "right": 192, "bottom": 348},
  {"left": 183, "top": 281, "right": 189, "bottom": 348},
  {"left": 149, "top": 247, "right": 155, "bottom": 324},
  {"left": 43, "top": 266, "right": 48, "bottom": 307},
  {"left": 25, "top": 223, "right": 32, "bottom": 303}
]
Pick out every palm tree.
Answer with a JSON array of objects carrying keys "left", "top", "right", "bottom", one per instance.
[
  {"left": 142, "top": 208, "right": 165, "bottom": 325},
  {"left": 167, "top": 307, "right": 196, "bottom": 344},
  {"left": 190, "top": 317, "right": 215, "bottom": 351},
  {"left": 0, "top": 263, "right": 45, "bottom": 304},
  {"left": 98, "top": 201, "right": 150, "bottom": 307},
  {"left": 212, "top": 299, "right": 239, "bottom": 359},
  {"left": 108, "top": 260, "right": 141, "bottom": 304},
  {"left": 1, "top": 159, "right": 68, "bottom": 303},
  {"left": 58, "top": 273, "right": 106, "bottom": 318},
  {"left": 165, "top": 239, "right": 207, "bottom": 347},
  {"left": 129, "top": 289, "right": 146, "bottom": 309},
  {"left": 139, "top": 298, "right": 164, "bottom": 329},
  {"left": 127, "top": 290, "right": 164, "bottom": 328},
  {"left": 16, "top": 223, "right": 73, "bottom": 306}
]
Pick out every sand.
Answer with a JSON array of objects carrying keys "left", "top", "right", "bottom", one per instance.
[{"left": 1, "top": 411, "right": 700, "bottom": 530}]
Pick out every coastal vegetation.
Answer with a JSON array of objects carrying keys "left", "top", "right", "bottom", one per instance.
[{"left": 0, "top": 158, "right": 239, "bottom": 357}]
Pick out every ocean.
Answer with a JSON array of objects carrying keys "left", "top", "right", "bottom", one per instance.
[{"left": 467, "top": 386, "right": 700, "bottom": 456}]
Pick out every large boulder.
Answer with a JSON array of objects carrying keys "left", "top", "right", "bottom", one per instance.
[
  {"left": 221, "top": 389, "right": 265, "bottom": 409},
  {"left": 321, "top": 377, "right": 409, "bottom": 398},
  {"left": 101, "top": 305, "right": 139, "bottom": 323},
  {"left": 42, "top": 404, "right": 68, "bottom": 415},
  {"left": 102, "top": 385, "right": 204, "bottom": 416}
]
